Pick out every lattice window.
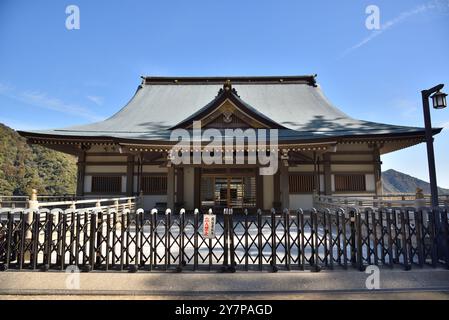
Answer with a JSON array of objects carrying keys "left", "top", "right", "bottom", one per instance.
[
  {"left": 91, "top": 176, "right": 122, "bottom": 193},
  {"left": 289, "top": 174, "right": 315, "bottom": 193},
  {"left": 334, "top": 174, "right": 366, "bottom": 192},
  {"left": 142, "top": 175, "right": 167, "bottom": 194}
]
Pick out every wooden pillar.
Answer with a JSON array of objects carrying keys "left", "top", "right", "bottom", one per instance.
[
  {"left": 256, "top": 170, "right": 264, "bottom": 210},
  {"left": 323, "top": 153, "right": 332, "bottom": 195},
  {"left": 176, "top": 167, "right": 184, "bottom": 205},
  {"left": 126, "top": 155, "right": 134, "bottom": 196},
  {"left": 316, "top": 155, "right": 321, "bottom": 195},
  {"left": 373, "top": 146, "right": 383, "bottom": 196},
  {"left": 279, "top": 159, "right": 290, "bottom": 210},
  {"left": 193, "top": 168, "right": 201, "bottom": 209},
  {"left": 76, "top": 152, "right": 86, "bottom": 196},
  {"left": 167, "top": 165, "right": 175, "bottom": 210},
  {"left": 273, "top": 169, "right": 280, "bottom": 207}
]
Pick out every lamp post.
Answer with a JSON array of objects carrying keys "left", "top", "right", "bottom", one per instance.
[{"left": 421, "top": 84, "right": 447, "bottom": 228}]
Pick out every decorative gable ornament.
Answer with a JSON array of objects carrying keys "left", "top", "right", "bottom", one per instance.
[{"left": 222, "top": 103, "right": 234, "bottom": 123}]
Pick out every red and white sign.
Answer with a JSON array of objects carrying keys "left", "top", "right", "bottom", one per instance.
[{"left": 203, "top": 214, "right": 216, "bottom": 239}]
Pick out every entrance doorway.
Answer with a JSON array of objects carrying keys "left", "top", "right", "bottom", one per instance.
[{"left": 200, "top": 172, "right": 256, "bottom": 212}]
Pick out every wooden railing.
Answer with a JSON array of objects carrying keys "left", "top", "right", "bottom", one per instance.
[
  {"left": 313, "top": 193, "right": 449, "bottom": 209},
  {"left": 0, "top": 190, "right": 139, "bottom": 219}
]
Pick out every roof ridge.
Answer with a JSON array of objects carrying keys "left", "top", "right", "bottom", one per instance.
[{"left": 141, "top": 75, "right": 317, "bottom": 86}]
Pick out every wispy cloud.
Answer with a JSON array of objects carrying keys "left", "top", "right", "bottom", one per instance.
[
  {"left": 0, "top": 82, "right": 102, "bottom": 122},
  {"left": 341, "top": 0, "right": 449, "bottom": 58},
  {"left": 392, "top": 98, "right": 420, "bottom": 119},
  {"left": 0, "top": 82, "right": 13, "bottom": 94},
  {"left": 439, "top": 121, "right": 449, "bottom": 129},
  {"left": 86, "top": 95, "right": 104, "bottom": 106}
]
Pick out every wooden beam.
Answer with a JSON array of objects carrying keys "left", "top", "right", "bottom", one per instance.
[
  {"left": 279, "top": 161, "right": 289, "bottom": 210},
  {"left": 176, "top": 167, "right": 184, "bottom": 205},
  {"left": 76, "top": 152, "right": 86, "bottom": 196},
  {"left": 373, "top": 146, "right": 383, "bottom": 196},
  {"left": 323, "top": 153, "right": 332, "bottom": 195},
  {"left": 273, "top": 170, "right": 280, "bottom": 206},
  {"left": 167, "top": 166, "right": 175, "bottom": 210},
  {"left": 126, "top": 155, "right": 134, "bottom": 196},
  {"left": 256, "top": 171, "right": 264, "bottom": 210},
  {"left": 194, "top": 168, "right": 201, "bottom": 209}
]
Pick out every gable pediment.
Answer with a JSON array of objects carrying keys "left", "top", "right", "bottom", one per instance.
[{"left": 195, "top": 99, "right": 266, "bottom": 129}]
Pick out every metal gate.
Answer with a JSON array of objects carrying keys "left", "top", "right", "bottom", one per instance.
[{"left": 0, "top": 207, "right": 448, "bottom": 272}]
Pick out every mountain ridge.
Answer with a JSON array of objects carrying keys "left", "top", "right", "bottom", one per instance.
[{"left": 382, "top": 169, "right": 449, "bottom": 194}]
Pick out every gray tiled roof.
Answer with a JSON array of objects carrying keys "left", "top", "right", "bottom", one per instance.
[{"left": 19, "top": 76, "right": 436, "bottom": 142}]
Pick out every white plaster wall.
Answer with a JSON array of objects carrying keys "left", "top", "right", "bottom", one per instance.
[
  {"left": 121, "top": 175, "right": 127, "bottom": 193},
  {"left": 289, "top": 194, "right": 314, "bottom": 210},
  {"left": 84, "top": 176, "right": 92, "bottom": 193},
  {"left": 263, "top": 175, "right": 274, "bottom": 210},
  {"left": 365, "top": 174, "right": 375, "bottom": 192},
  {"left": 183, "top": 167, "right": 195, "bottom": 210}
]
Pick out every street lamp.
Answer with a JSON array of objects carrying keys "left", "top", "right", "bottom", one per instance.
[
  {"left": 431, "top": 90, "right": 448, "bottom": 110},
  {"left": 421, "top": 84, "right": 446, "bottom": 221}
]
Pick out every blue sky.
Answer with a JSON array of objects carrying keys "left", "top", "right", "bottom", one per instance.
[{"left": 0, "top": 0, "right": 448, "bottom": 187}]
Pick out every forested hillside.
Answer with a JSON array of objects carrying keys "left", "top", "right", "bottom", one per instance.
[{"left": 0, "top": 123, "right": 77, "bottom": 196}]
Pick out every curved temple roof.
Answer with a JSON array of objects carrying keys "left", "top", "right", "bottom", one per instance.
[{"left": 19, "top": 75, "right": 440, "bottom": 146}]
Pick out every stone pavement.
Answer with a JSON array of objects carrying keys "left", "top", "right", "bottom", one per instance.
[{"left": 1, "top": 267, "right": 449, "bottom": 299}]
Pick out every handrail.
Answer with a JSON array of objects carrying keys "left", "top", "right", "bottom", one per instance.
[
  {"left": 37, "top": 196, "right": 136, "bottom": 208},
  {"left": 314, "top": 193, "right": 449, "bottom": 209}
]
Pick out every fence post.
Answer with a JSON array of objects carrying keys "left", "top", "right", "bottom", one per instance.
[
  {"left": 193, "top": 209, "right": 199, "bottom": 271},
  {"left": 177, "top": 208, "right": 185, "bottom": 273},
  {"left": 270, "top": 208, "right": 278, "bottom": 272},
  {"left": 257, "top": 209, "right": 263, "bottom": 271},
  {"left": 27, "top": 189, "right": 39, "bottom": 240},
  {"left": 415, "top": 188, "right": 425, "bottom": 209},
  {"left": 310, "top": 208, "right": 321, "bottom": 272},
  {"left": 24, "top": 189, "right": 39, "bottom": 263},
  {"left": 442, "top": 208, "right": 449, "bottom": 269},
  {"left": 355, "top": 209, "right": 364, "bottom": 271},
  {"left": 165, "top": 208, "right": 171, "bottom": 271},
  {"left": 349, "top": 208, "right": 357, "bottom": 267},
  {"left": 114, "top": 200, "right": 119, "bottom": 214},
  {"left": 284, "top": 208, "right": 291, "bottom": 271},
  {"left": 150, "top": 208, "right": 157, "bottom": 271},
  {"left": 223, "top": 208, "right": 229, "bottom": 270},
  {"left": 244, "top": 208, "right": 249, "bottom": 271},
  {"left": 228, "top": 208, "right": 235, "bottom": 273}
]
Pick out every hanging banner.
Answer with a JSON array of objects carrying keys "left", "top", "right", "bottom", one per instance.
[{"left": 203, "top": 213, "right": 216, "bottom": 239}]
